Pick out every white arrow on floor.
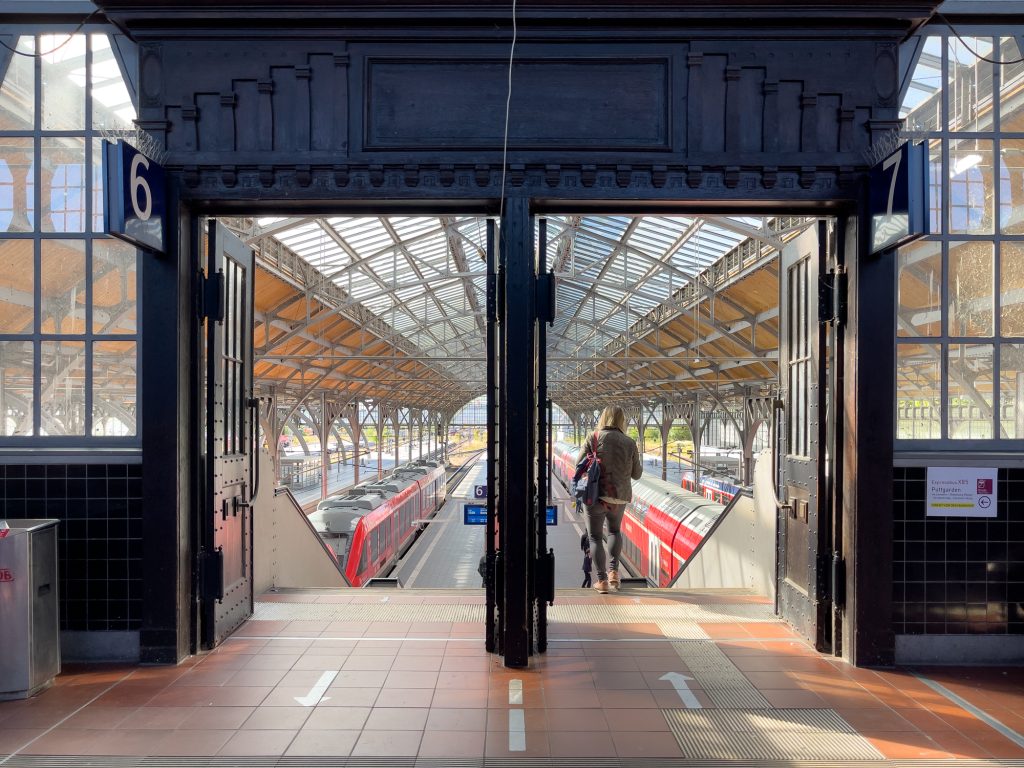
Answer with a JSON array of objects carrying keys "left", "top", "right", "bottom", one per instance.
[
  {"left": 293, "top": 671, "right": 337, "bottom": 706},
  {"left": 659, "top": 672, "right": 702, "bottom": 709}
]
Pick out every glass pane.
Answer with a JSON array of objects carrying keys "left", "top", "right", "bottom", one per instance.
[
  {"left": 0, "top": 136, "right": 32, "bottom": 233},
  {"left": 999, "top": 344, "right": 1024, "bottom": 439},
  {"left": 0, "top": 37, "right": 34, "bottom": 130},
  {"left": 897, "top": 238, "right": 941, "bottom": 337},
  {"left": 948, "top": 240, "right": 993, "bottom": 337},
  {"left": 39, "top": 340, "right": 85, "bottom": 436},
  {"left": 896, "top": 343, "right": 941, "bottom": 440},
  {"left": 1000, "top": 139, "right": 1024, "bottom": 235},
  {"left": 91, "top": 35, "right": 136, "bottom": 131},
  {"left": 928, "top": 140, "right": 942, "bottom": 236},
  {"left": 93, "top": 238, "right": 137, "bottom": 334},
  {"left": 948, "top": 343, "right": 994, "bottom": 439},
  {"left": 949, "top": 139, "right": 994, "bottom": 235},
  {"left": 41, "top": 239, "right": 86, "bottom": 334},
  {"left": 41, "top": 33, "right": 86, "bottom": 130},
  {"left": 41, "top": 137, "right": 86, "bottom": 233},
  {"left": 91, "top": 138, "right": 104, "bottom": 233},
  {"left": 948, "top": 36, "right": 994, "bottom": 132},
  {"left": 0, "top": 239, "right": 33, "bottom": 333},
  {"left": 901, "top": 36, "right": 942, "bottom": 132},
  {"left": 92, "top": 340, "right": 136, "bottom": 436},
  {"left": 0, "top": 341, "right": 33, "bottom": 436},
  {"left": 1002, "top": 242, "right": 1024, "bottom": 337},
  {"left": 999, "top": 36, "right": 1024, "bottom": 132}
]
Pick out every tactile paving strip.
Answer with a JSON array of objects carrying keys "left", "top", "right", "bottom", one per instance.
[
  {"left": 669, "top": 640, "right": 772, "bottom": 708},
  {"left": 654, "top": 620, "right": 710, "bottom": 640},
  {"left": 250, "top": 601, "right": 776, "bottom": 625},
  {"left": 663, "top": 708, "right": 885, "bottom": 761}
]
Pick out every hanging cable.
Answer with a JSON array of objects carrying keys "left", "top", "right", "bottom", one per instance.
[
  {"left": 0, "top": 10, "right": 103, "bottom": 57},
  {"left": 935, "top": 14, "right": 1024, "bottom": 66},
  {"left": 498, "top": 0, "right": 518, "bottom": 223}
]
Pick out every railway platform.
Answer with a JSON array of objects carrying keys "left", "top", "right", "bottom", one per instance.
[{"left": 1, "top": 588, "right": 1022, "bottom": 766}]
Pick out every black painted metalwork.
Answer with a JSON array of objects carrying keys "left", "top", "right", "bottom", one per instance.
[
  {"left": 499, "top": 199, "right": 534, "bottom": 668},
  {"left": 485, "top": 219, "right": 497, "bottom": 654},
  {"left": 200, "top": 222, "right": 256, "bottom": 649}
]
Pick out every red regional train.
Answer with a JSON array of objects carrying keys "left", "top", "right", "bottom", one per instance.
[
  {"left": 307, "top": 459, "right": 446, "bottom": 586},
  {"left": 552, "top": 441, "right": 727, "bottom": 587}
]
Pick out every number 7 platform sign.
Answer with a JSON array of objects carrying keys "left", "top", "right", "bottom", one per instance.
[
  {"left": 869, "top": 141, "right": 928, "bottom": 256},
  {"left": 103, "top": 140, "right": 167, "bottom": 255}
]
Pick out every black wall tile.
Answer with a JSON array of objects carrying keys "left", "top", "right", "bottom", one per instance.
[{"left": 1, "top": 462, "right": 143, "bottom": 632}]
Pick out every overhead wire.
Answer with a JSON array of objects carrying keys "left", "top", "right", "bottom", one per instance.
[
  {"left": 498, "top": 0, "right": 518, "bottom": 224},
  {"left": 0, "top": 9, "right": 103, "bottom": 57}
]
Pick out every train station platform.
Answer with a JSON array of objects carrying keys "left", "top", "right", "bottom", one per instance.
[{"left": 1, "top": 589, "right": 1022, "bottom": 766}]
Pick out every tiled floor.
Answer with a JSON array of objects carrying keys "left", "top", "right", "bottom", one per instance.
[{"left": 1, "top": 588, "right": 1023, "bottom": 766}]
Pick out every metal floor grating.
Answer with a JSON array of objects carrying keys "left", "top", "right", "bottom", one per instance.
[
  {"left": 249, "top": 601, "right": 775, "bottom": 625},
  {"left": 663, "top": 708, "right": 885, "bottom": 761},
  {"left": 3, "top": 755, "right": 1023, "bottom": 767}
]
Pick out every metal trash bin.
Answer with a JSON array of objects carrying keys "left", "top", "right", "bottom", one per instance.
[{"left": 0, "top": 519, "right": 60, "bottom": 700}]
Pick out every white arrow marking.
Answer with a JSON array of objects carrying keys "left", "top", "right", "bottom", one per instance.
[
  {"left": 380, "top": 596, "right": 389, "bottom": 603},
  {"left": 293, "top": 670, "right": 337, "bottom": 706},
  {"left": 508, "top": 678, "right": 523, "bottom": 705},
  {"left": 659, "top": 672, "right": 702, "bottom": 709}
]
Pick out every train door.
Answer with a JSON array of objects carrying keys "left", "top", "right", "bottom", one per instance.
[
  {"left": 199, "top": 221, "right": 257, "bottom": 649},
  {"left": 776, "top": 221, "right": 838, "bottom": 651},
  {"left": 648, "top": 534, "right": 660, "bottom": 586}
]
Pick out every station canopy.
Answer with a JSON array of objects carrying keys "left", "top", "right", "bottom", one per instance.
[{"left": 239, "top": 213, "right": 807, "bottom": 415}]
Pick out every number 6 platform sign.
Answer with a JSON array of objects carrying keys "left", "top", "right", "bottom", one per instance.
[{"left": 103, "top": 140, "right": 166, "bottom": 254}]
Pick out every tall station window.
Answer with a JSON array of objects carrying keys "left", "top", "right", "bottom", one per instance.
[
  {"left": 0, "top": 32, "right": 139, "bottom": 442},
  {"left": 896, "top": 31, "right": 1024, "bottom": 444}
]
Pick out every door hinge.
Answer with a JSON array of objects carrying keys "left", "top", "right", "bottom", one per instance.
[
  {"left": 818, "top": 267, "right": 847, "bottom": 326},
  {"left": 831, "top": 553, "right": 846, "bottom": 609},
  {"left": 199, "top": 269, "right": 225, "bottom": 321},
  {"left": 200, "top": 547, "right": 224, "bottom": 602}
]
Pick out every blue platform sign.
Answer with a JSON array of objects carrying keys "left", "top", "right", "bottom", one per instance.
[
  {"left": 463, "top": 504, "right": 487, "bottom": 525},
  {"left": 869, "top": 141, "right": 929, "bottom": 255},
  {"left": 103, "top": 140, "right": 166, "bottom": 254},
  {"left": 545, "top": 504, "right": 558, "bottom": 526},
  {"left": 473, "top": 484, "right": 487, "bottom": 499}
]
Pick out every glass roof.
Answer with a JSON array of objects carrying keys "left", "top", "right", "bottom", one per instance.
[{"left": 254, "top": 213, "right": 785, "bottom": 405}]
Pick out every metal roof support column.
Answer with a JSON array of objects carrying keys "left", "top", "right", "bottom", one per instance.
[
  {"left": 658, "top": 406, "right": 677, "bottom": 483},
  {"left": 257, "top": 390, "right": 282, "bottom": 485},
  {"left": 346, "top": 402, "right": 361, "bottom": 486},
  {"left": 376, "top": 405, "right": 384, "bottom": 480},
  {"left": 319, "top": 391, "right": 329, "bottom": 501}
]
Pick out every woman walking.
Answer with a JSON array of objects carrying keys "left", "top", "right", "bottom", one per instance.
[{"left": 577, "top": 405, "right": 642, "bottom": 594}]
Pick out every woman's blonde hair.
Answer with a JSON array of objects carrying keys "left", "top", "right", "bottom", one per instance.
[{"left": 597, "top": 405, "right": 626, "bottom": 432}]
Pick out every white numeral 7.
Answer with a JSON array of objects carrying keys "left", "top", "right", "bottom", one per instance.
[{"left": 883, "top": 151, "right": 902, "bottom": 217}]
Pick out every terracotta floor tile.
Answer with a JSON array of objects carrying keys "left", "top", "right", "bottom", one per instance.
[
  {"left": 117, "top": 706, "right": 194, "bottom": 730},
  {"left": 484, "top": 727, "right": 550, "bottom": 757},
  {"left": 341, "top": 655, "right": 395, "bottom": 671},
  {"left": 285, "top": 728, "right": 359, "bottom": 756},
  {"left": 892, "top": 706, "right": 957, "bottom": 732},
  {"left": 364, "top": 706, "right": 428, "bottom": 730},
  {"left": 303, "top": 706, "right": 370, "bottom": 730},
  {"left": 544, "top": 689, "right": 602, "bottom": 708},
  {"left": 418, "top": 728, "right": 485, "bottom": 757},
  {"left": 435, "top": 671, "right": 489, "bottom": 689},
  {"left": 813, "top": 687, "right": 888, "bottom": 709},
  {"left": 150, "top": 729, "right": 234, "bottom": 756},
  {"left": 241, "top": 653, "right": 300, "bottom": 671},
  {"left": 19, "top": 728, "right": 102, "bottom": 755},
  {"left": 544, "top": 707, "right": 608, "bottom": 731},
  {"left": 425, "top": 707, "right": 488, "bottom": 731},
  {"left": 924, "top": 729, "right": 995, "bottom": 759},
  {"left": 958, "top": 728, "right": 1024, "bottom": 759},
  {"left": 599, "top": 689, "right": 659, "bottom": 709},
  {"left": 330, "top": 670, "right": 388, "bottom": 688},
  {"left": 225, "top": 668, "right": 288, "bottom": 687},
  {"left": 391, "top": 654, "right": 443, "bottom": 672},
  {"left": 373, "top": 687, "right": 434, "bottom": 707},
  {"left": 740, "top": 670, "right": 805, "bottom": 690},
  {"left": 291, "top": 653, "right": 350, "bottom": 671},
  {"left": 317, "top": 687, "right": 380, "bottom": 707},
  {"left": 352, "top": 728, "right": 423, "bottom": 756},
  {"left": 548, "top": 728, "right": 616, "bottom": 757},
  {"left": 612, "top": 729, "right": 684, "bottom": 757},
  {"left": 862, "top": 730, "right": 950, "bottom": 759},
  {"left": 217, "top": 728, "right": 297, "bottom": 756},
  {"left": 178, "top": 705, "right": 255, "bottom": 730},
  {"left": 835, "top": 706, "right": 915, "bottom": 732},
  {"left": 172, "top": 667, "right": 238, "bottom": 686},
  {"left": 541, "top": 671, "right": 596, "bottom": 690},
  {"left": 242, "top": 706, "right": 312, "bottom": 730},
  {"left": 440, "top": 655, "right": 491, "bottom": 672},
  {"left": 0, "top": 727, "right": 46, "bottom": 754},
  {"left": 604, "top": 708, "right": 672, "bottom": 732},
  {"left": 383, "top": 670, "right": 439, "bottom": 689},
  {"left": 57, "top": 705, "right": 136, "bottom": 729}
]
